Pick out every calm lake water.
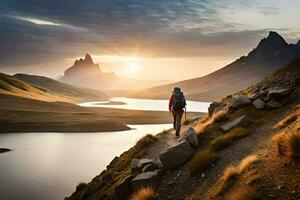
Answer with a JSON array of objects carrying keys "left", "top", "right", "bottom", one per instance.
[
  {"left": 79, "top": 97, "right": 211, "bottom": 113},
  {"left": 0, "top": 98, "right": 210, "bottom": 200},
  {"left": 0, "top": 124, "right": 172, "bottom": 200}
]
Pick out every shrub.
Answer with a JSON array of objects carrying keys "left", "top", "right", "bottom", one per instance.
[
  {"left": 188, "top": 149, "right": 219, "bottom": 175},
  {"left": 130, "top": 187, "right": 154, "bottom": 200},
  {"left": 75, "top": 182, "right": 87, "bottom": 193},
  {"left": 210, "top": 127, "right": 250, "bottom": 151},
  {"left": 273, "top": 131, "right": 300, "bottom": 161},
  {"left": 183, "top": 118, "right": 193, "bottom": 125}
]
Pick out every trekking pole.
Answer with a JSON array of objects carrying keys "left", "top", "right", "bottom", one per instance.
[{"left": 185, "top": 107, "right": 187, "bottom": 120}]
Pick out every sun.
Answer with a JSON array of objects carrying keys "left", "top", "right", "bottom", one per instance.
[{"left": 129, "top": 62, "right": 140, "bottom": 73}]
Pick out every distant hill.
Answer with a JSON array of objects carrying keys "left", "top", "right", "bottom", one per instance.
[
  {"left": 59, "top": 54, "right": 166, "bottom": 91},
  {"left": 130, "top": 31, "right": 300, "bottom": 101},
  {"left": 0, "top": 72, "right": 72, "bottom": 102},
  {"left": 14, "top": 73, "right": 108, "bottom": 101}
]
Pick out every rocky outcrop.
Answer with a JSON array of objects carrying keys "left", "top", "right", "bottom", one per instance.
[
  {"left": 159, "top": 140, "right": 193, "bottom": 170},
  {"left": 111, "top": 175, "right": 134, "bottom": 200},
  {"left": 208, "top": 102, "right": 226, "bottom": 117},
  {"left": 221, "top": 115, "right": 251, "bottom": 132},
  {"left": 252, "top": 98, "right": 266, "bottom": 110},
  {"left": 268, "top": 88, "right": 291, "bottom": 99},
  {"left": 131, "top": 170, "right": 160, "bottom": 191},
  {"left": 179, "top": 127, "right": 199, "bottom": 147},
  {"left": 0, "top": 148, "right": 11, "bottom": 154},
  {"left": 229, "top": 95, "right": 251, "bottom": 109}
]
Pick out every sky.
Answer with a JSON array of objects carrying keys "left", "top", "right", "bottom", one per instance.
[{"left": 0, "top": 0, "right": 300, "bottom": 81}]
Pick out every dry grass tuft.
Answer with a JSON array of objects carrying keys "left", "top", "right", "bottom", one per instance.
[
  {"left": 274, "top": 113, "right": 297, "bottom": 129},
  {"left": 135, "top": 134, "right": 158, "bottom": 152},
  {"left": 273, "top": 131, "right": 300, "bottom": 161},
  {"left": 212, "top": 109, "right": 229, "bottom": 123},
  {"left": 214, "top": 155, "right": 258, "bottom": 196},
  {"left": 130, "top": 187, "right": 155, "bottom": 200},
  {"left": 195, "top": 109, "right": 229, "bottom": 135},
  {"left": 226, "top": 186, "right": 258, "bottom": 200},
  {"left": 210, "top": 127, "right": 250, "bottom": 151},
  {"left": 188, "top": 149, "right": 219, "bottom": 175}
]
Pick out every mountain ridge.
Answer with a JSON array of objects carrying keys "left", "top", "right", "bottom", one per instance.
[{"left": 130, "top": 31, "right": 300, "bottom": 101}]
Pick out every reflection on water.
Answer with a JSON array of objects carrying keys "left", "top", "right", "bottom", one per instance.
[
  {"left": 79, "top": 97, "right": 211, "bottom": 113},
  {"left": 0, "top": 124, "right": 171, "bottom": 200}
]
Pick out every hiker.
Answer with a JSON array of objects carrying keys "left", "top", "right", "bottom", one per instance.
[{"left": 169, "top": 87, "right": 186, "bottom": 136}]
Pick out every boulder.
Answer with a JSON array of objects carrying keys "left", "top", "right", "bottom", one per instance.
[
  {"left": 208, "top": 102, "right": 226, "bottom": 117},
  {"left": 267, "top": 99, "right": 281, "bottom": 109},
  {"left": 138, "top": 158, "right": 154, "bottom": 169},
  {"left": 252, "top": 98, "right": 265, "bottom": 110},
  {"left": 268, "top": 88, "right": 291, "bottom": 99},
  {"left": 159, "top": 140, "right": 193, "bottom": 170},
  {"left": 229, "top": 95, "right": 251, "bottom": 109},
  {"left": 142, "top": 163, "right": 159, "bottom": 172},
  {"left": 221, "top": 115, "right": 250, "bottom": 132},
  {"left": 131, "top": 170, "right": 160, "bottom": 191},
  {"left": 131, "top": 158, "right": 140, "bottom": 175},
  {"left": 180, "top": 127, "right": 199, "bottom": 147},
  {"left": 112, "top": 175, "right": 134, "bottom": 200}
]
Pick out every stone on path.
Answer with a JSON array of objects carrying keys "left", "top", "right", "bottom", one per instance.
[
  {"left": 267, "top": 99, "right": 281, "bottom": 109},
  {"left": 268, "top": 88, "right": 291, "bottom": 99},
  {"left": 252, "top": 98, "right": 266, "bottom": 110},
  {"left": 221, "top": 115, "right": 250, "bottom": 132},
  {"left": 229, "top": 95, "right": 251, "bottom": 109},
  {"left": 159, "top": 140, "right": 193, "bottom": 170},
  {"left": 131, "top": 170, "right": 160, "bottom": 191}
]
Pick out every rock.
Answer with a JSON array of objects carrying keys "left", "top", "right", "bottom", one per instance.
[
  {"left": 131, "top": 159, "right": 140, "bottom": 175},
  {"left": 221, "top": 115, "right": 250, "bottom": 132},
  {"left": 112, "top": 175, "right": 134, "bottom": 200},
  {"left": 229, "top": 95, "right": 251, "bottom": 109},
  {"left": 85, "top": 177, "right": 105, "bottom": 196},
  {"left": 159, "top": 140, "right": 193, "bottom": 170},
  {"left": 252, "top": 98, "right": 265, "bottom": 109},
  {"left": 102, "top": 173, "right": 112, "bottom": 183},
  {"left": 142, "top": 163, "right": 159, "bottom": 172},
  {"left": 131, "top": 170, "right": 160, "bottom": 191},
  {"left": 0, "top": 148, "right": 11, "bottom": 154},
  {"left": 295, "top": 76, "right": 300, "bottom": 85},
  {"left": 208, "top": 102, "right": 225, "bottom": 117},
  {"left": 138, "top": 158, "right": 154, "bottom": 169},
  {"left": 268, "top": 88, "right": 291, "bottom": 99},
  {"left": 267, "top": 99, "right": 281, "bottom": 109},
  {"left": 179, "top": 127, "right": 199, "bottom": 147}
]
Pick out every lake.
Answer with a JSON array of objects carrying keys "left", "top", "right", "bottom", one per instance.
[
  {"left": 0, "top": 98, "right": 210, "bottom": 200},
  {"left": 79, "top": 97, "right": 211, "bottom": 113}
]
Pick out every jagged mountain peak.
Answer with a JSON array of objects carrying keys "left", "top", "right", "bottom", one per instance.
[
  {"left": 84, "top": 53, "right": 94, "bottom": 64},
  {"left": 256, "top": 31, "right": 288, "bottom": 50}
]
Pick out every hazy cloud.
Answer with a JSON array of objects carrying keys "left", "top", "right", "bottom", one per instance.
[{"left": 0, "top": 0, "right": 298, "bottom": 70}]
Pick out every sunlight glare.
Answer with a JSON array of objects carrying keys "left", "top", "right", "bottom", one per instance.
[{"left": 129, "top": 62, "right": 140, "bottom": 73}]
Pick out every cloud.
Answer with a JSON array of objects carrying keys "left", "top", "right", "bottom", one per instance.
[{"left": 0, "top": 0, "right": 298, "bottom": 71}]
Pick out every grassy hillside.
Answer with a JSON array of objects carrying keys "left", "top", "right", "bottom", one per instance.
[
  {"left": 14, "top": 73, "right": 108, "bottom": 102},
  {"left": 67, "top": 58, "right": 300, "bottom": 199},
  {"left": 0, "top": 73, "right": 73, "bottom": 102}
]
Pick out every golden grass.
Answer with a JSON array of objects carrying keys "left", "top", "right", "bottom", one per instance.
[
  {"left": 195, "top": 109, "right": 229, "bottom": 135},
  {"left": 188, "top": 148, "right": 219, "bottom": 175},
  {"left": 274, "top": 113, "right": 297, "bottom": 129},
  {"left": 210, "top": 127, "right": 250, "bottom": 151},
  {"left": 273, "top": 131, "right": 300, "bottom": 161},
  {"left": 130, "top": 187, "right": 154, "bottom": 200},
  {"left": 213, "top": 155, "right": 258, "bottom": 196}
]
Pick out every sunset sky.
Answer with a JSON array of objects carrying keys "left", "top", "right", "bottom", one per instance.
[{"left": 1, "top": 0, "right": 300, "bottom": 81}]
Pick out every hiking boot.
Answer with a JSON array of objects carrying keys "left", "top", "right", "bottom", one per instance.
[{"left": 175, "top": 132, "right": 179, "bottom": 137}]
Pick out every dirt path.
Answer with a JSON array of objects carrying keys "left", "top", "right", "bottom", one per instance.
[{"left": 137, "top": 108, "right": 293, "bottom": 200}]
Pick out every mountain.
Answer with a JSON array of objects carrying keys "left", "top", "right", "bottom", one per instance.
[
  {"left": 130, "top": 31, "right": 300, "bottom": 101},
  {"left": 59, "top": 54, "right": 164, "bottom": 91},
  {"left": 67, "top": 58, "right": 300, "bottom": 200},
  {"left": 0, "top": 72, "right": 72, "bottom": 102},
  {"left": 14, "top": 73, "right": 108, "bottom": 101}
]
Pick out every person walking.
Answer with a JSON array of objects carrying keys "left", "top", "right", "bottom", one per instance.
[{"left": 169, "top": 87, "right": 186, "bottom": 136}]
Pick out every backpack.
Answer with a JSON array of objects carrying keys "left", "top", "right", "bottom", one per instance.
[{"left": 173, "top": 92, "right": 186, "bottom": 111}]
